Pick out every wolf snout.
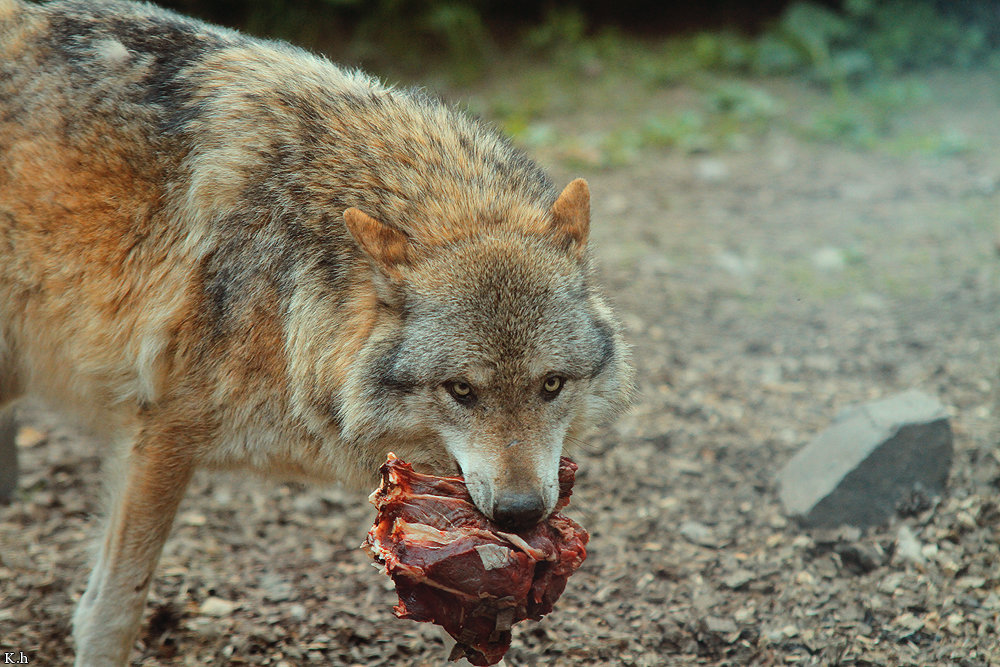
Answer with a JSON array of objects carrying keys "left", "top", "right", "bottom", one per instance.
[{"left": 492, "top": 490, "right": 546, "bottom": 530}]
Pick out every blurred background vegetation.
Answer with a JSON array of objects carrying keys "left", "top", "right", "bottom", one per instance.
[{"left": 159, "top": 0, "right": 1000, "bottom": 166}]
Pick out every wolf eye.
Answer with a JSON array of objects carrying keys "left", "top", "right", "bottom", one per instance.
[
  {"left": 541, "top": 375, "right": 565, "bottom": 400},
  {"left": 445, "top": 381, "right": 477, "bottom": 406}
]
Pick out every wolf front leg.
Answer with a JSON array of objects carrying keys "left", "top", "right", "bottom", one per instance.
[{"left": 72, "top": 434, "right": 195, "bottom": 667}]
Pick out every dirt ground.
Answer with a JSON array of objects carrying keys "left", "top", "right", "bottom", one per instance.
[{"left": 2, "top": 70, "right": 999, "bottom": 666}]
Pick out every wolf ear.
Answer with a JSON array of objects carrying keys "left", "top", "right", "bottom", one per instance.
[
  {"left": 549, "top": 178, "right": 590, "bottom": 258},
  {"left": 343, "top": 208, "right": 412, "bottom": 276}
]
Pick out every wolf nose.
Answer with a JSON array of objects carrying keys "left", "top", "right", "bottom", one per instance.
[{"left": 492, "top": 491, "right": 546, "bottom": 530}]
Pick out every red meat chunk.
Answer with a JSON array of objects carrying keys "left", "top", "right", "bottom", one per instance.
[{"left": 364, "top": 454, "right": 589, "bottom": 666}]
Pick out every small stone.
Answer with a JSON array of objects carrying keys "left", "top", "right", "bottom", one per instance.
[
  {"left": 894, "top": 525, "right": 926, "bottom": 566},
  {"left": 702, "top": 616, "right": 741, "bottom": 643},
  {"left": 878, "top": 571, "right": 906, "bottom": 594},
  {"left": 956, "top": 576, "right": 986, "bottom": 590},
  {"left": 679, "top": 520, "right": 724, "bottom": 548},
  {"left": 794, "top": 571, "right": 814, "bottom": 586},
  {"left": 776, "top": 390, "right": 953, "bottom": 528},
  {"left": 939, "top": 558, "right": 961, "bottom": 577},
  {"left": 767, "top": 624, "right": 800, "bottom": 641},
  {"left": 835, "top": 543, "right": 883, "bottom": 575},
  {"left": 892, "top": 612, "right": 925, "bottom": 634},
  {"left": 791, "top": 535, "right": 813, "bottom": 549},
  {"left": 945, "top": 613, "right": 964, "bottom": 632},
  {"left": 180, "top": 512, "right": 207, "bottom": 527},
  {"left": 955, "top": 510, "right": 978, "bottom": 530},
  {"left": 261, "top": 573, "right": 296, "bottom": 602},
  {"left": 188, "top": 616, "right": 221, "bottom": 638},
  {"left": 199, "top": 596, "right": 238, "bottom": 617},
  {"left": 722, "top": 570, "right": 755, "bottom": 590}
]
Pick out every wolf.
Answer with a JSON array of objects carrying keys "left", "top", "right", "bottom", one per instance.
[{"left": 0, "top": 0, "right": 635, "bottom": 663}]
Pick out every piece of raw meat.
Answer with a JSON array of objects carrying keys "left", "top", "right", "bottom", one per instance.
[{"left": 364, "top": 453, "right": 589, "bottom": 666}]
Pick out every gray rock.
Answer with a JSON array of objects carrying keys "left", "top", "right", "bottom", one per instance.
[{"left": 777, "top": 390, "right": 952, "bottom": 528}]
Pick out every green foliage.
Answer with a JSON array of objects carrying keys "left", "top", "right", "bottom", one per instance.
[
  {"left": 804, "top": 106, "right": 879, "bottom": 148},
  {"left": 624, "top": 1, "right": 1000, "bottom": 91},
  {"left": 346, "top": 0, "right": 495, "bottom": 81},
  {"left": 845, "top": 0, "right": 990, "bottom": 71},
  {"left": 707, "top": 83, "right": 782, "bottom": 124},
  {"left": 640, "top": 111, "right": 711, "bottom": 153},
  {"left": 421, "top": 3, "right": 494, "bottom": 80},
  {"left": 167, "top": 0, "right": 997, "bottom": 159},
  {"left": 801, "top": 78, "right": 971, "bottom": 155},
  {"left": 175, "top": 1, "right": 1000, "bottom": 86},
  {"left": 751, "top": 33, "right": 807, "bottom": 75},
  {"left": 523, "top": 7, "right": 588, "bottom": 55},
  {"left": 775, "top": 1, "right": 855, "bottom": 87},
  {"left": 691, "top": 31, "right": 754, "bottom": 71},
  {"left": 522, "top": 9, "right": 636, "bottom": 78},
  {"left": 766, "top": 0, "right": 995, "bottom": 84}
]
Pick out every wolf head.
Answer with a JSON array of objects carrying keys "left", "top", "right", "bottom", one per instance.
[{"left": 340, "top": 179, "right": 634, "bottom": 528}]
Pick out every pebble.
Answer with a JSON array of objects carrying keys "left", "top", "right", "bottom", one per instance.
[
  {"left": 894, "top": 525, "right": 926, "bottom": 566},
  {"left": 679, "top": 520, "right": 723, "bottom": 548},
  {"left": 199, "top": 596, "right": 239, "bottom": 617},
  {"left": 723, "top": 570, "right": 756, "bottom": 590}
]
